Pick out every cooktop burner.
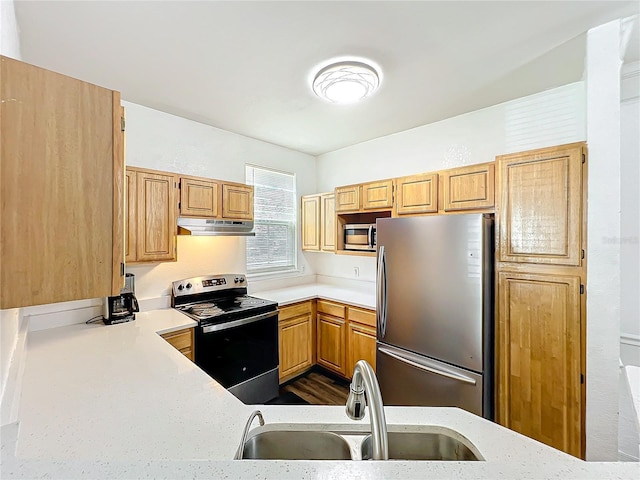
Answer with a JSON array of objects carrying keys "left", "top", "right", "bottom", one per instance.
[
  {"left": 171, "top": 274, "right": 277, "bottom": 325},
  {"left": 176, "top": 295, "right": 275, "bottom": 321}
]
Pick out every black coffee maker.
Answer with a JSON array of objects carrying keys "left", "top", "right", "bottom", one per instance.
[{"left": 104, "top": 273, "right": 139, "bottom": 325}]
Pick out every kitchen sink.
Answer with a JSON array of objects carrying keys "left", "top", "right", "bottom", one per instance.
[
  {"left": 240, "top": 430, "right": 352, "bottom": 460},
  {"left": 361, "top": 431, "right": 481, "bottom": 461}
]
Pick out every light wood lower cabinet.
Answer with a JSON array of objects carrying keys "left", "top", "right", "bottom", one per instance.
[
  {"left": 317, "top": 313, "right": 347, "bottom": 376},
  {"left": 497, "top": 271, "right": 582, "bottom": 458},
  {"left": 347, "top": 322, "right": 377, "bottom": 378},
  {"left": 278, "top": 301, "right": 314, "bottom": 383},
  {"left": 161, "top": 328, "right": 194, "bottom": 361}
]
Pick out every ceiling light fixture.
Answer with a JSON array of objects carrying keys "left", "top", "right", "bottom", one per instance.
[{"left": 312, "top": 60, "right": 380, "bottom": 104}]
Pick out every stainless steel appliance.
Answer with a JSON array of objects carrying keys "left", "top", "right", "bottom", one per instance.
[
  {"left": 344, "top": 223, "right": 377, "bottom": 252},
  {"left": 376, "top": 214, "right": 494, "bottom": 419},
  {"left": 171, "top": 274, "right": 279, "bottom": 404},
  {"left": 103, "top": 273, "right": 139, "bottom": 325}
]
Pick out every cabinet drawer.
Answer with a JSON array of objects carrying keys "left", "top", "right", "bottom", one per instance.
[
  {"left": 317, "top": 300, "right": 345, "bottom": 318},
  {"left": 279, "top": 301, "right": 313, "bottom": 321},
  {"left": 161, "top": 328, "right": 193, "bottom": 351},
  {"left": 348, "top": 307, "right": 376, "bottom": 328}
]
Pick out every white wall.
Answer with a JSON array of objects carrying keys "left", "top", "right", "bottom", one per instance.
[
  {"left": 122, "top": 101, "right": 318, "bottom": 300},
  {"left": 620, "top": 61, "right": 640, "bottom": 367},
  {"left": 311, "top": 82, "right": 586, "bottom": 283},
  {"left": 0, "top": 0, "right": 23, "bottom": 425},
  {"left": 585, "top": 19, "right": 624, "bottom": 461}
]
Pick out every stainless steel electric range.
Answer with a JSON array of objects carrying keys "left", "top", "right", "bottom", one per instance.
[{"left": 171, "top": 274, "right": 279, "bottom": 404}]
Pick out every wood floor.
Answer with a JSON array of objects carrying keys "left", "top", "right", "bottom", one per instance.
[{"left": 281, "top": 371, "right": 349, "bottom": 405}]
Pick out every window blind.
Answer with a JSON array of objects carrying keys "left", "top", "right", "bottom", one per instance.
[{"left": 246, "top": 165, "right": 297, "bottom": 274}]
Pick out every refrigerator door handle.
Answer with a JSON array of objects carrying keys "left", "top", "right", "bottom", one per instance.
[
  {"left": 377, "top": 246, "right": 387, "bottom": 338},
  {"left": 378, "top": 346, "right": 477, "bottom": 385}
]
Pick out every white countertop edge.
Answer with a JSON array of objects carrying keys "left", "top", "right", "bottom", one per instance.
[{"left": 252, "top": 283, "right": 376, "bottom": 310}]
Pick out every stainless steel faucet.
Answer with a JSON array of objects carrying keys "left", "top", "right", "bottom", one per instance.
[
  {"left": 345, "top": 360, "right": 388, "bottom": 460},
  {"left": 234, "top": 410, "right": 265, "bottom": 460}
]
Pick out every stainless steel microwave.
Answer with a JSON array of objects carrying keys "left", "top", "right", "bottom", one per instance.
[{"left": 344, "top": 223, "right": 377, "bottom": 251}]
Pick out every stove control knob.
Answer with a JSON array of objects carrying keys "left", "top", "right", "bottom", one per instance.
[
  {"left": 239, "top": 277, "right": 245, "bottom": 283},
  {"left": 234, "top": 277, "right": 240, "bottom": 284},
  {"left": 177, "top": 284, "right": 184, "bottom": 291},
  {"left": 186, "top": 283, "right": 193, "bottom": 289}
]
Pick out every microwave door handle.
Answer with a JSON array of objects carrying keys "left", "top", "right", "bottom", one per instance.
[{"left": 368, "top": 225, "right": 374, "bottom": 249}]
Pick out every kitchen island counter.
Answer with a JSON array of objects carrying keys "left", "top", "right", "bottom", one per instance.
[{"left": 3, "top": 309, "right": 638, "bottom": 479}]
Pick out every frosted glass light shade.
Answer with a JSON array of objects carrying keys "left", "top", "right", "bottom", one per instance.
[{"left": 312, "top": 61, "right": 380, "bottom": 104}]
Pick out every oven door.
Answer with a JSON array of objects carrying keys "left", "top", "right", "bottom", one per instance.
[
  {"left": 195, "top": 310, "right": 279, "bottom": 404},
  {"left": 344, "top": 224, "right": 376, "bottom": 251}
]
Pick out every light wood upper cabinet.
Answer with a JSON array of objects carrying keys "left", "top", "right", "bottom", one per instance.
[
  {"left": 222, "top": 183, "right": 253, "bottom": 220},
  {"left": 301, "top": 193, "right": 335, "bottom": 253},
  {"left": 395, "top": 173, "right": 438, "bottom": 215},
  {"left": 497, "top": 271, "right": 582, "bottom": 458},
  {"left": 320, "top": 193, "right": 336, "bottom": 252},
  {"left": 362, "top": 180, "right": 394, "bottom": 210},
  {"left": 301, "top": 195, "right": 321, "bottom": 251},
  {"left": 335, "top": 185, "right": 361, "bottom": 212},
  {"left": 161, "top": 328, "right": 195, "bottom": 362},
  {"left": 0, "top": 56, "right": 124, "bottom": 308},
  {"left": 132, "top": 168, "right": 177, "bottom": 263},
  {"left": 441, "top": 162, "right": 495, "bottom": 212},
  {"left": 279, "top": 301, "right": 314, "bottom": 383},
  {"left": 497, "top": 144, "right": 584, "bottom": 266},
  {"left": 124, "top": 169, "right": 137, "bottom": 264},
  {"left": 180, "top": 176, "right": 218, "bottom": 218}
]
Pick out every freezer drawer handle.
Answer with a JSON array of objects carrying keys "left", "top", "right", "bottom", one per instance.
[{"left": 378, "top": 347, "right": 477, "bottom": 385}]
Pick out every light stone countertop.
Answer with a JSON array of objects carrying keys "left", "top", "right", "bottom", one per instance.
[
  {"left": 252, "top": 283, "right": 376, "bottom": 309},
  {"left": 2, "top": 308, "right": 639, "bottom": 479}
]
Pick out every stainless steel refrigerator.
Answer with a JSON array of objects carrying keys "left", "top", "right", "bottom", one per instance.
[{"left": 376, "top": 214, "right": 494, "bottom": 420}]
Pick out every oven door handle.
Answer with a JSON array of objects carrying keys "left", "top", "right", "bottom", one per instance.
[{"left": 202, "top": 310, "right": 278, "bottom": 333}]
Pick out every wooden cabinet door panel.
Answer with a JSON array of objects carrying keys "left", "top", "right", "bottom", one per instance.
[
  {"left": 497, "top": 271, "right": 582, "bottom": 457},
  {"left": 335, "top": 185, "right": 360, "bottom": 212},
  {"left": 222, "top": 183, "right": 253, "bottom": 220},
  {"left": 497, "top": 144, "right": 583, "bottom": 265},
  {"left": 0, "top": 56, "right": 121, "bottom": 308},
  {"left": 301, "top": 195, "right": 321, "bottom": 251},
  {"left": 320, "top": 193, "right": 336, "bottom": 252},
  {"left": 442, "top": 163, "right": 495, "bottom": 212},
  {"left": 362, "top": 180, "right": 393, "bottom": 210},
  {"left": 347, "top": 322, "right": 377, "bottom": 378},
  {"left": 161, "top": 328, "right": 194, "bottom": 362},
  {"left": 395, "top": 173, "right": 438, "bottom": 215},
  {"left": 180, "top": 177, "right": 218, "bottom": 217},
  {"left": 279, "top": 314, "right": 313, "bottom": 380},
  {"left": 136, "top": 171, "right": 176, "bottom": 262},
  {"left": 317, "top": 313, "right": 346, "bottom": 375},
  {"left": 125, "top": 169, "right": 137, "bottom": 263}
]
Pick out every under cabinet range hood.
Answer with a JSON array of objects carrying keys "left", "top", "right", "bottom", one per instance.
[{"left": 177, "top": 218, "right": 255, "bottom": 236}]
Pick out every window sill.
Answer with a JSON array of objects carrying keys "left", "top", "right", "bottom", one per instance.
[{"left": 246, "top": 268, "right": 305, "bottom": 281}]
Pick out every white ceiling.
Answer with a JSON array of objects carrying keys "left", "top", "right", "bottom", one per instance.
[{"left": 14, "top": 1, "right": 640, "bottom": 156}]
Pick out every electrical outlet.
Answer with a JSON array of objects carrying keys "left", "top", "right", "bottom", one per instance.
[{"left": 354, "top": 266, "right": 360, "bottom": 277}]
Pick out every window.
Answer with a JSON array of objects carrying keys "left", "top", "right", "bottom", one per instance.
[{"left": 245, "top": 165, "right": 297, "bottom": 274}]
